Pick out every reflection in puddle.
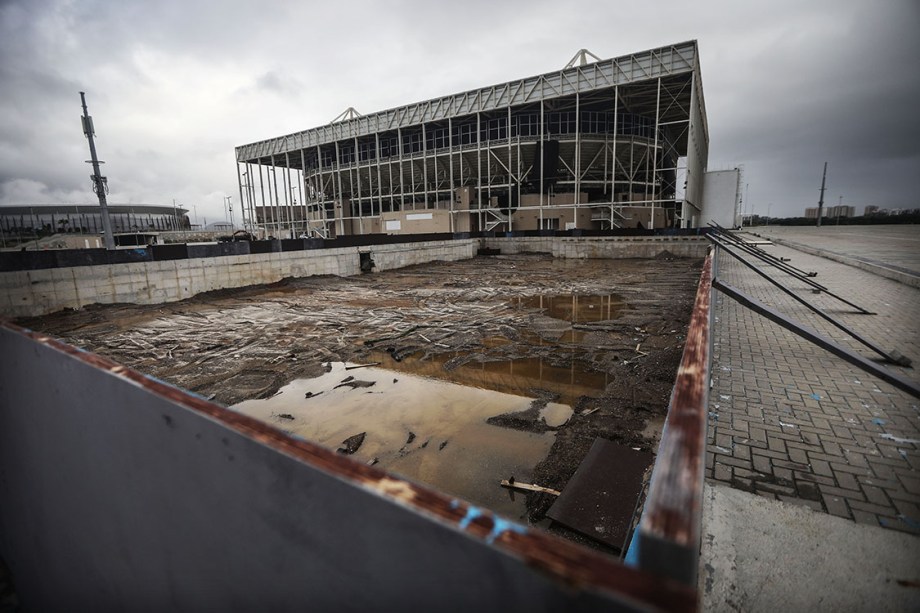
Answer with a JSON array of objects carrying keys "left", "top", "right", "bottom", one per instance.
[
  {"left": 233, "top": 362, "right": 570, "bottom": 519},
  {"left": 558, "top": 329, "right": 587, "bottom": 344},
  {"left": 516, "top": 294, "right": 625, "bottom": 323},
  {"left": 370, "top": 351, "right": 608, "bottom": 408}
]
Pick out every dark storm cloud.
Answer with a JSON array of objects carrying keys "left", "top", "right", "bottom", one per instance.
[
  {"left": 1, "top": 0, "right": 918, "bottom": 218},
  {"left": 698, "top": 1, "right": 920, "bottom": 213}
]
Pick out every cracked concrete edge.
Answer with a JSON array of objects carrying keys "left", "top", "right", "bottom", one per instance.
[
  {"left": 750, "top": 234, "right": 920, "bottom": 289},
  {"left": 699, "top": 481, "right": 920, "bottom": 612}
]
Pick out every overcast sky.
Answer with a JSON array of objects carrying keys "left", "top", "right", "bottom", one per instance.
[{"left": 1, "top": 0, "right": 918, "bottom": 222}]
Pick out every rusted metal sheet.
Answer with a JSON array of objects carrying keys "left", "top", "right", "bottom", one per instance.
[
  {"left": 0, "top": 320, "right": 697, "bottom": 611},
  {"left": 636, "top": 250, "right": 712, "bottom": 585},
  {"left": 547, "top": 438, "right": 654, "bottom": 550}
]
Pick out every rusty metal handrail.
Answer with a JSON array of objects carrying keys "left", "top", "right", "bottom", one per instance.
[{"left": 632, "top": 249, "right": 713, "bottom": 585}]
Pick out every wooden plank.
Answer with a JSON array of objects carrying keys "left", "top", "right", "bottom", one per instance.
[{"left": 500, "top": 479, "right": 560, "bottom": 496}]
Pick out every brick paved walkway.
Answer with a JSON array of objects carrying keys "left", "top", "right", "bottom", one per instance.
[{"left": 707, "top": 233, "right": 920, "bottom": 535}]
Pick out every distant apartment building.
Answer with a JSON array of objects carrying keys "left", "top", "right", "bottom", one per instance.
[
  {"left": 864, "top": 205, "right": 879, "bottom": 216},
  {"left": 804, "top": 205, "right": 855, "bottom": 219}
]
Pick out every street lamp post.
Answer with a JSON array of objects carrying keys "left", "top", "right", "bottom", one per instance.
[{"left": 224, "top": 196, "right": 235, "bottom": 230}]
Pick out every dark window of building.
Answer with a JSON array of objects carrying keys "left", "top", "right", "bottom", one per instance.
[
  {"left": 512, "top": 113, "right": 540, "bottom": 137},
  {"left": 452, "top": 122, "right": 477, "bottom": 146},
  {"left": 426, "top": 127, "right": 449, "bottom": 150},
  {"left": 380, "top": 136, "right": 399, "bottom": 158},
  {"left": 339, "top": 144, "right": 355, "bottom": 165},
  {"left": 546, "top": 111, "right": 576, "bottom": 135},
  {"left": 484, "top": 117, "right": 507, "bottom": 141},
  {"left": 403, "top": 132, "right": 422, "bottom": 154},
  {"left": 358, "top": 141, "right": 376, "bottom": 162}
]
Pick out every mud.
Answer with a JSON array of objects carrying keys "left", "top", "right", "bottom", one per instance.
[{"left": 19, "top": 254, "right": 702, "bottom": 547}]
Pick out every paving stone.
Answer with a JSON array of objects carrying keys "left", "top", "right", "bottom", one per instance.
[
  {"left": 861, "top": 484, "right": 891, "bottom": 507},
  {"left": 821, "top": 493, "right": 851, "bottom": 519},
  {"left": 848, "top": 499, "right": 900, "bottom": 517},
  {"left": 709, "top": 234, "right": 920, "bottom": 534}
]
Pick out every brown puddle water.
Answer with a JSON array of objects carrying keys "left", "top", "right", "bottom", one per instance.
[
  {"left": 233, "top": 362, "right": 573, "bottom": 520},
  {"left": 372, "top": 351, "right": 609, "bottom": 409},
  {"left": 516, "top": 293, "right": 625, "bottom": 323},
  {"left": 231, "top": 292, "right": 622, "bottom": 520}
]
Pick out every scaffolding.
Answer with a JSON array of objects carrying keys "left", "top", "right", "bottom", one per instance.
[{"left": 235, "top": 41, "right": 709, "bottom": 238}]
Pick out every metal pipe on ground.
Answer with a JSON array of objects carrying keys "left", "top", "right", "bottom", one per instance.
[
  {"left": 709, "top": 223, "right": 824, "bottom": 286},
  {"left": 712, "top": 278, "right": 920, "bottom": 399},
  {"left": 708, "top": 224, "right": 873, "bottom": 315},
  {"left": 709, "top": 222, "right": 814, "bottom": 277},
  {"left": 707, "top": 236, "right": 910, "bottom": 367}
]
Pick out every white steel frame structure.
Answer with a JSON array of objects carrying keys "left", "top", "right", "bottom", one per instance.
[{"left": 235, "top": 41, "right": 709, "bottom": 238}]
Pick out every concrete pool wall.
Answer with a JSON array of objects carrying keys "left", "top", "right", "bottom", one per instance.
[{"left": 0, "top": 236, "right": 707, "bottom": 318}]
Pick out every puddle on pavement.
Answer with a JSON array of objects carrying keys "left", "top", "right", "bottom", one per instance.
[
  {"left": 233, "top": 362, "right": 572, "bottom": 520},
  {"left": 515, "top": 294, "right": 625, "bottom": 323}
]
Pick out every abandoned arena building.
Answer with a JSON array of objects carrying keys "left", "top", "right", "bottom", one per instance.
[
  {"left": 234, "top": 40, "right": 737, "bottom": 238},
  {"left": 0, "top": 41, "right": 763, "bottom": 610}
]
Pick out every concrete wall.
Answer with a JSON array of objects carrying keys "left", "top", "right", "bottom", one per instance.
[
  {"left": 482, "top": 236, "right": 708, "bottom": 259},
  {"left": 0, "top": 239, "right": 475, "bottom": 318},
  {"left": 0, "top": 323, "right": 675, "bottom": 611},
  {"left": 369, "top": 238, "right": 474, "bottom": 272},
  {"left": 0, "top": 237, "right": 701, "bottom": 318}
]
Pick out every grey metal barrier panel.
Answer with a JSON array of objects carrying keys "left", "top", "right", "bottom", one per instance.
[
  {"left": 151, "top": 243, "right": 189, "bottom": 261},
  {"left": 54, "top": 248, "right": 109, "bottom": 268},
  {"left": 0, "top": 250, "right": 57, "bottom": 271},
  {"left": 249, "top": 239, "right": 280, "bottom": 254},
  {"left": 186, "top": 242, "right": 250, "bottom": 259},
  {"left": 107, "top": 248, "right": 153, "bottom": 265},
  {"left": 186, "top": 243, "right": 223, "bottom": 259},
  {"left": 222, "top": 241, "right": 250, "bottom": 256},
  {"left": 0, "top": 322, "right": 698, "bottom": 612},
  {"left": 280, "top": 238, "right": 308, "bottom": 252}
]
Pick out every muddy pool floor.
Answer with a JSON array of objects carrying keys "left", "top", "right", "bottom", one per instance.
[{"left": 20, "top": 253, "right": 702, "bottom": 552}]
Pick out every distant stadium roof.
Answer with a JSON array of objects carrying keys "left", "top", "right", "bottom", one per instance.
[{"left": 0, "top": 204, "right": 187, "bottom": 215}]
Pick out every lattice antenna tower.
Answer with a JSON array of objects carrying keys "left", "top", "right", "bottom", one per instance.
[{"left": 80, "top": 92, "right": 115, "bottom": 249}]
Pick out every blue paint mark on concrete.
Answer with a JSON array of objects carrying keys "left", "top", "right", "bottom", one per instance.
[
  {"left": 871, "top": 418, "right": 886, "bottom": 426},
  {"left": 810, "top": 393, "right": 821, "bottom": 401}
]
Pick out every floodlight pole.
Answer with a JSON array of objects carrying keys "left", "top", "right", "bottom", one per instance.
[
  {"left": 80, "top": 92, "right": 115, "bottom": 250},
  {"left": 816, "top": 162, "right": 827, "bottom": 227}
]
